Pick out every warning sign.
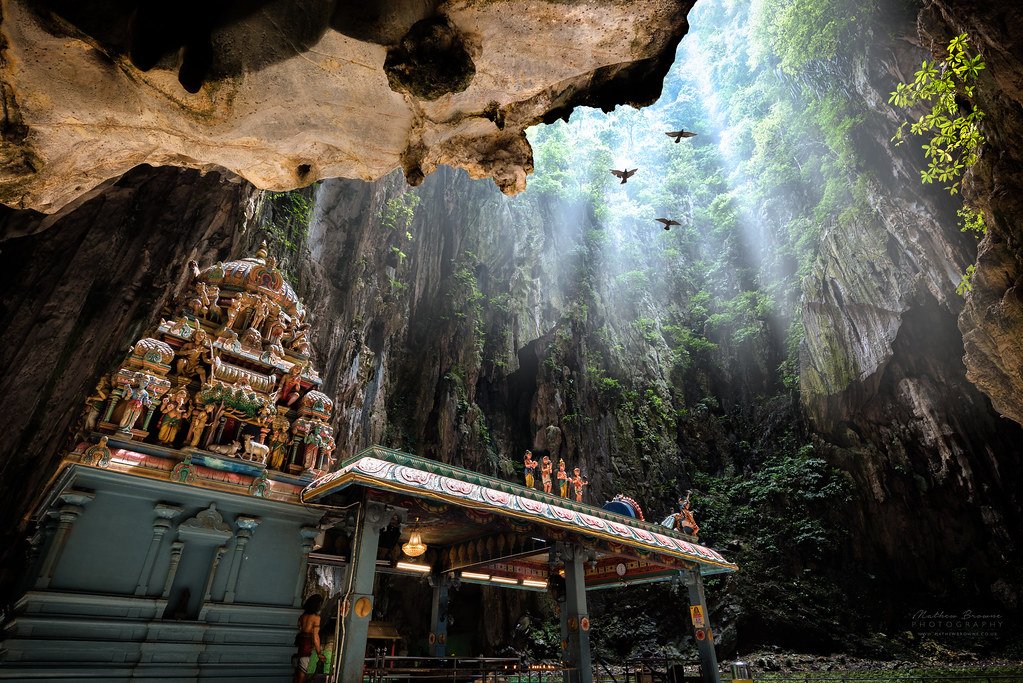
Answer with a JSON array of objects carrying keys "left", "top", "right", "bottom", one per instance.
[{"left": 690, "top": 605, "right": 706, "bottom": 628}]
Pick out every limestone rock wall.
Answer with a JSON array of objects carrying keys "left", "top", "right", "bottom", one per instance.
[
  {"left": 914, "top": 1, "right": 1023, "bottom": 430},
  {"left": 797, "top": 8, "right": 1023, "bottom": 612},
  {"left": 0, "top": 0, "right": 690, "bottom": 213}
]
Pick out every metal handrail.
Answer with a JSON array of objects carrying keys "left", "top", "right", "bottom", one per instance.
[{"left": 753, "top": 674, "right": 1023, "bottom": 682}]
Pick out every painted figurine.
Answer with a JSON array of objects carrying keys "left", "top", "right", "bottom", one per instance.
[
  {"left": 83, "top": 376, "right": 110, "bottom": 432},
  {"left": 185, "top": 403, "right": 214, "bottom": 448},
  {"left": 570, "top": 467, "right": 589, "bottom": 503},
  {"left": 175, "top": 328, "right": 211, "bottom": 384},
  {"left": 540, "top": 455, "right": 553, "bottom": 494},
  {"left": 674, "top": 494, "right": 700, "bottom": 537},
  {"left": 277, "top": 363, "right": 304, "bottom": 406},
  {"left": 523, "top": 450, "right": 537, "bottom": 488},
  {"left": 118, "top": 378, "right": 152, "bottom": 433},
  {"left": 157, "top": 388, "right": 189, "bottom": 445},
  {"left": 268, "top": 407, "right": 291, "bottom": 470},
  {"left": 557, "top": 459, "right": 568, "bottom": 497}
]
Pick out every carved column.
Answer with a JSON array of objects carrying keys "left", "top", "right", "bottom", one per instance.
[
  {"left": 21, "top": 513, "right": 57, "bottom": 595},
  {"left": 292, "top": 525, "right": 320, "bottom": 607},
  {"left": 428, "top": 571, "right": 450, "bottom": 657},
  {"left": 142, "top": 405, "right": 158, "bottom": 431},
  {"left": 224, "top": 516, "right": 261, "bottom": 603},
  {"left": 135, "top": 504, "right": 183, "bottom": 596},
  {"left": 36, "top": 490, "right": 95, "bottom": 589},
  {"left": 338, "top": 499, "right": 407, "bottom": 683},
  {"left": 202, "top": 545, "right": 229, "bottom": 604},
  {"left": 161, "top": 541, "right": 185, "bottom": 598},
  {"left": 682, "top": 568, "right": 721, "bottom": 683},
  {"left": 102, "top": 386, "right": 124, "bottom": 423},
  {"left": 561, "top": 543, "right": 593, "bottom": 683}
]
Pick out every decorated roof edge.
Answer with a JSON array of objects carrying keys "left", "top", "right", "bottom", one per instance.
[{"left": 303, "top": 446, "right": 737, "bottom": 573}]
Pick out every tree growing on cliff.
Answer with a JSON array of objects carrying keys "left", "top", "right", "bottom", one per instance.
[{"left": 889, "top": 33, "right": 987, "bottom": 294}]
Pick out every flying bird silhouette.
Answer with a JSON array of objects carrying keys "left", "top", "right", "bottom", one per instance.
[
  {"left": 655, "top": 218, "right": 681, "bottom": 231},
  {"left": 610, "top": 168, "right": 638, "bottom": 184},
  {"left": 665, "top": 130, "right": 698, "bottom": 143}
]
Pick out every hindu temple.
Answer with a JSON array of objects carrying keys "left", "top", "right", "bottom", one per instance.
[{"left": 0, "top": 243, "right": 736, "bottom": 682}]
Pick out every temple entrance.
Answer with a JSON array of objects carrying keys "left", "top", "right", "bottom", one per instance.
[{"left": 300, "top": 447, "right": 736, "bottom": 683}]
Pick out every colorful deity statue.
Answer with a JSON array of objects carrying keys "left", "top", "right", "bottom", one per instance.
[
  {"left": 185, "top": 403, "right": 214, "bottom": 448},
  {"left": 302, "top": 423, "right": 331, "bottom": 470},
  {"left": 523, "top": 450, "right": 537, "bottom": 488},
  {"left": 118, "top": 378, "right": 153, "bottom": 433},
  {"left": 557, "top": 459, "right": 568, "bottom": 497},
  {"left": 288, "top": 322, "right": 311, "bottom": 355},
  {"left": 319, "top": 434, "right": 336, "bottom": 471},
  {"left": 540, "top": 455, "right": 553, "bottom": 494},
  {"left": 570, "top": 467, "right": 588, "bottom": 503},
  {"left": 157, "top": 388, "right": 190, "bottom": 445},
  {"left": 83, "top": 376, "right": 110, "bottom": 432},
  {"left": 175, "top": 328, "right": 211, "bottom": 384},
  {"left": 249, "top": 296, "right": 272, "bottom": 333},
  {"left": 188, "top": 281, "right": 220, "bottom": 319},
  {"left": 277, "top": 363, "right": 304, "bottom": 406},
  {"left": 268, "top": 407, "right": 291, "bottom": 470},
  {"left": 673, "top": 494, "right": 700, "bottom": 537}
]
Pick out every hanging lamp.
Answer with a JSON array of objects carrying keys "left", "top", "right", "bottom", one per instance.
[{"left": 402, "top": 518, "right": 427, "bottom": 558}]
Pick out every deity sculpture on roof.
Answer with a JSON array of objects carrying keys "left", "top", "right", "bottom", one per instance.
[
  {"left": 523, "top": 450, "right": 536, "bottom": 488},
  {"left": 540, "top": 455, "right": 553, "bottom": 494},
  {"left": 557, "top": 459, "right": 568, "bottom": 497},
  {"left": 570, "top": 467, "right": 588, "bottom": 503},
  {"left": 156, "top": 388, "right": 190, "bottom": 445},
  {"left": 80, "top": 241, "right": 336, "bottom": 478},
  {"left": 118, "top": 378, "right": 152, "bottom": 433}
]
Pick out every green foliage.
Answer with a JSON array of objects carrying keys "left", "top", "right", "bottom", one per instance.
[
  {"left": 890, "top": 34, "right": 986, "bottom": 194},
  {"left": 956, "top": 263, "right": 977, "bottom": 296},
  {"left": 891, "top": 33, "right": 987, "bottom": 254},
  {"left": 750, "top": 0, "right": 871, "bottom": 74},
  {"left": 379, "top": 192, "right": 420, "bottom": 232}
]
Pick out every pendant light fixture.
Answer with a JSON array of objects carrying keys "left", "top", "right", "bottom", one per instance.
[{"left": 402, "top": 518, "right": 427, "bottom": 558}]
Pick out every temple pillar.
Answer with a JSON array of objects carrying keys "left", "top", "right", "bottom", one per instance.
[
  {"left": 562, "top": 543, "right": 592, "bottom": 683},
  {"left": 102, "top": 386, "right": 124, "bottom": 423},
  {"left": 428, "top": 570, "right": 450, "bottom": 657},
  {"left": 338, "top": 499, "right": 406, "bottom": 683},
  {"left": 161, "top": 541, "right": 185, "bottom": 598},
  {"left": 135, "top": 503, "right": 183, "bottom": 596},
  {"left": 682, "top": 568, "right": 721, "bottom": 683},
  {"left": 36, "top": 490, "right": 95, "bottom": 589},
  {"left": 225, "top": 516, "right": 261, "bottom": 603},
  {"left": 293, "top": 526, "right": 320, "bottom": 607}
]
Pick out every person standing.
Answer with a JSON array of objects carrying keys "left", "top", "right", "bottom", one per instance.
[{"left": 295, "top": 594, "right": 325, "bottom": 683}]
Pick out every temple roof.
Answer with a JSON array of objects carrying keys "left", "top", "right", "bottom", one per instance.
[
  {"left": 304, "top": 446, "right": 737, "bottom": 576},
  {"left": 197, "top": 242, "right": 302, "bottom": 316}
]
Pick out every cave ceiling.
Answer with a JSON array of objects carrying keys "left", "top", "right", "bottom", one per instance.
[{"left": 0, "top": 0, "right": 691, "bottom": 214}]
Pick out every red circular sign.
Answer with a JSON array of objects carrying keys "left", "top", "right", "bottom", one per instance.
[
  {"left": 695, "top": 629, "right": 706, "bottom": 641},
  {"left": 429, "top": 633, "right": 436, "bottom": 645},
  {"left": 580, "top": 617, "right": 590, "bottom": 632}
]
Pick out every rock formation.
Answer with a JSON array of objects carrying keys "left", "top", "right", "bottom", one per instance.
[
  {"left": 914, "top": 1, "right": 1023, "bottom": 429},
  {"left": 0, "top": 0, "right": 690, "bottom": 213}
]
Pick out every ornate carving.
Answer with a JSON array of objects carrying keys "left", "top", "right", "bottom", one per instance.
[
  {"left": 181, "top": 503, "right": 232, "bottom": 534},
  {"left": 82, "top": 436, "right": 112, "bottom": 468}
]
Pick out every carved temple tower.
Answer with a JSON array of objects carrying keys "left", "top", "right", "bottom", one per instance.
[{"left": 1, "top": 243, "right": 334, "bottom": 681}]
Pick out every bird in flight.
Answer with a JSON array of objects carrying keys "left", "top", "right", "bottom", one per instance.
[
  {"left": 665, "top": 130, "right": 698, "bottom": 143},
  {"left": 655, "top": 218, "right": 681, "bottom": 231},
  {"left": 610, "top": 168, "right": 638, "bottom": 184}
]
